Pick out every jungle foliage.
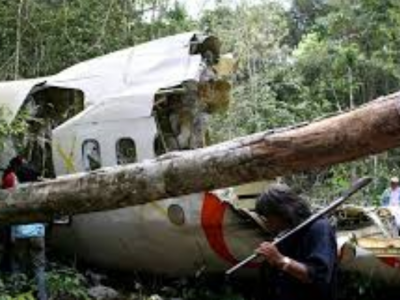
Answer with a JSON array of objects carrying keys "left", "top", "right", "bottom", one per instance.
[{"left": 204, "top": 0, "right": 400, "bottom": 203}]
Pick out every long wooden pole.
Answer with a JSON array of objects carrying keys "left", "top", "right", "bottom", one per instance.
[{"left": 1, "top": 92, "right": 400, "bottom": 224}]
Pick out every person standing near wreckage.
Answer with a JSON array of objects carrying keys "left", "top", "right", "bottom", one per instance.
[
  {"left": 381, "top": 176, "right": 400, "bottom": 229},
  {"left": 255, "top": 184, "right": 337, "bottom": 300},
  {"left": 381, "top": 176, "right": 400, "bottom": 206},
  {"left": 4, "top": 156, "right": 47, "bottom": 300}
]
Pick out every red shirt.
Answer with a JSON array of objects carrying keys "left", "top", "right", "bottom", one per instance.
[{"left": 2, "top": 171, "right": 17, "bottom": 189}]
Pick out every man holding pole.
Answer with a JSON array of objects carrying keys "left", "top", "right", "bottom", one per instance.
[{"left": 254, "top": 184, "right": 337, "bottom": 300}]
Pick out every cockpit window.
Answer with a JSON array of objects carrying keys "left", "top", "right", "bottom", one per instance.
[
  {"left": 116, "top": 138, "right": 137, "bottom": 165},
  {"left": 82, "top": 139, "right": 102, "bottom": 171}
]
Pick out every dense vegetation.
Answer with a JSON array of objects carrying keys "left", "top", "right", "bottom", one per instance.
[{"left": 205, "top": 0, "right": 400, "bottom": 203}]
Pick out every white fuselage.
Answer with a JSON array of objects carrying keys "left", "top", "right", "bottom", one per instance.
[{"left": 51, "top": 110, "right": 264, "bottom": 275}]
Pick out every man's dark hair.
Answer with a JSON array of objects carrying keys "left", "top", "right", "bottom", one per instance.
[
  {"left": 9, "top": 156, "right": 40, "bottom": 183},
  {"left": 9, "top": 156, "right": 23, "bottom": 170},
  {"left": 255, "top": 183, "right": 312, "bottom": 227}
]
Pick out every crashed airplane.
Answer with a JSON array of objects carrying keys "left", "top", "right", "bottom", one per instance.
[{"left": 0, "top": 32, "right": 399, "bottom": 286}]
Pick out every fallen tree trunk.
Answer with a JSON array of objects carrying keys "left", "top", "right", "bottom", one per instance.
[{"left": 1, "top": 92, "right": 400, "bottom": 224}]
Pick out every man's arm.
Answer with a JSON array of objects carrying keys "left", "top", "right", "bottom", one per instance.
[
  {"left": 256, "top": 242, "right": 310, "bottom": 283},
  {"left": 257, "top": 219, "right": 337, "bottom": 287}
]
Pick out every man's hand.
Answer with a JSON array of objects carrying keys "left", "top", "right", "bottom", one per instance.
[
  {"left": 256, "top": 242, "right": 311, "bottom": 283},
  {"left": 256, "top": 242, "right": 285, "bottom": 268}
]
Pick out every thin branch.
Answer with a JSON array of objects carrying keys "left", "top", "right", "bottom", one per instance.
[
  {"left": 92, "top": 0, "right": 117, "bottom": 52},
  {"left": 14, "top": 0, "right": 24, "bottom": 79}
]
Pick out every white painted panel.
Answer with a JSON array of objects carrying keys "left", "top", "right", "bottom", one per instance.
[{"left": 52, "top": 117, "right": 157, "bottom": 174}]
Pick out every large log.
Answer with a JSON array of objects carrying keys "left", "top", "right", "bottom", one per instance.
[{"left": 1, "top": 92, "right": 400, "bottom": 224}]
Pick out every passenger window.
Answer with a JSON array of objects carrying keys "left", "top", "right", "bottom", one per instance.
[
  {"left": 82, "top": 139, "right": 102, "bottom": 171},
  {"left": 116, "top": 138, "right": 137, "bottom": 165}
]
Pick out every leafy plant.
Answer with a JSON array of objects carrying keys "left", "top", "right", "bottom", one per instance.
[
  {"left": 0, "top": 274, "right": 34, "bottom": 300},
  {"left": 0, "top": 107, "right": 29, "bottom": 152},
  {"left": 46, "top": 267, "right": 90, "bottom": 300}
]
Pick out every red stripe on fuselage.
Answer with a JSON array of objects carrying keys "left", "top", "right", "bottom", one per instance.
[
  {"left": 201, "top": 192, "right": 259, "bottom": 268},
  {"left": 380, "top": 257, "right": 400, "bottom": 269},
  {"left": 201, "top": 193, "right": 237, "bottom": 264}
]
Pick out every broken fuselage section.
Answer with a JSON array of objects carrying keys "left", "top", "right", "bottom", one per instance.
[{"left": 2, "top": 32, "right": 260, "bottom": 276}]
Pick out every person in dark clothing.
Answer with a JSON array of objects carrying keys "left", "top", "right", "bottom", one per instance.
[
  {"left": 255, "top": 184, "right": 337, "bottom": 300},
  {"left": 2, "top": 156, "right": 47, "bottom": 300},
  {"left": 9, "top": 156, "right": 40, "bottom": 183},
  {"left": 0, "top": 162, "right": 19, "bottom": 273}
]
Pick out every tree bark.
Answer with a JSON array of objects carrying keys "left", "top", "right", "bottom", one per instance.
[{"left": 1, "top": 92, "right": 400, "bottom": 224}]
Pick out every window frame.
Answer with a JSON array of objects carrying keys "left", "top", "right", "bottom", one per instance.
[
  {"left": 82, "top": 139, "right": 102, "bottom": 171},
  {"left": 116, "top": 137, "right": 138, "bottom": 165}
]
